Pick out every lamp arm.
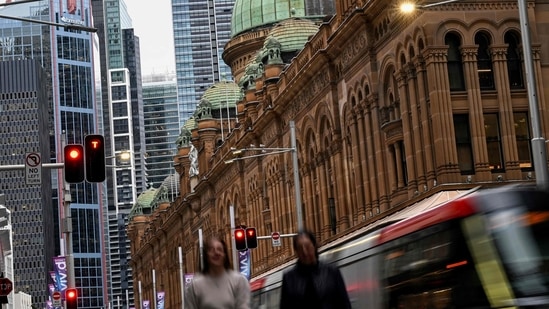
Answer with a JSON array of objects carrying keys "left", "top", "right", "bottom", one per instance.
[
  {"left": 422, "top": 0, "right": 460, "bottom": 8},
  {"left": 229, "top": 149, "right": 294, "bottom": 162}
]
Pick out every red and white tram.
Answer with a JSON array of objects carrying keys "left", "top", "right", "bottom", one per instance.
[{"left": 250, "top": 185, "right": 549, "bottom": 308}]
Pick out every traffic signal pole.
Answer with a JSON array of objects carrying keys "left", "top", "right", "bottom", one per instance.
[
  {"left": 63, "top": 180, "right": 76, "bottom": 287},
  {"left": 0, "top": 162, "right": 76, "bottom": 288},
  {"left": 61, "top": 134, "right": 76, "bottom": 290},
  {"left": 229, "top": 205, "right": 238, "bottom": 271}
]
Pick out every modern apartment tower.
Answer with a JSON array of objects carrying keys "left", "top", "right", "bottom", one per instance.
[
  {"left": 0, "top": 0, "right": 108, "bottom": 306},
  {"left": 171, "top": 0, "right": 235, "bottom": 127},
  {"left": 91, "top": 0, "right": 146, "bottom": 307},
  {"left": 142, "top": 74, "right": 180, "bottom": 188}
]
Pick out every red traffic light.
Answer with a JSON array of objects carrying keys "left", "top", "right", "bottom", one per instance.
[
  {"left": 66, "top": 288, "right": 77, "bottom": 299},
  {"left": 64, "top": 144, "right": 85, "bottom": 183},
  {"left": 68, "top": 149, "right": 81, "bottom": 159},
  {"left": 65, "top": 288, "right": 78, "bottom": 309},
  {"left": 234, "top": 228, "right": 247, "bottom": 251}
]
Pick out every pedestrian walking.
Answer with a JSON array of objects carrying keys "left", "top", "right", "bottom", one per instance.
[
  {"left": 280, "top": 230, "right": 352, "bottom": 309},
  {"left": 186, "top": 236, "right": 250, "bottom": 309}
]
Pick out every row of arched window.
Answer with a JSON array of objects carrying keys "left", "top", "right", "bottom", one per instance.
[{"left": 446, "top": 30, "right": 524, "bottom": 91}]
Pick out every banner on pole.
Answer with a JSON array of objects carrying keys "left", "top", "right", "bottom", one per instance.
[
  {"left": 156, "top": 291, "right": 165, "bottom": 309},
  {"left": 53, "top": 256, "right": 68, "bottom": 299},
  {"left": 238, "top": 250, "right": 251, "bottom": 280}
]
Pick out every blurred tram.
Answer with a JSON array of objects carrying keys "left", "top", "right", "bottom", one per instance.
[{"left": 250, "top": 185, "right": 549, "bottom": 308}]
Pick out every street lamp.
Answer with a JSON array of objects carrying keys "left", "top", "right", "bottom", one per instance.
[
  {"left": 106, "top": 150, "right": 132, "bottom": 168},
  {"left": 399, "top": 0, "right": 459, "bottom": 13},
  {"left": 400, "top": 0, "right": 549, "bottom": 189},
  {"left": 225, "top": 120, "right": 304, "bottom": 231}
]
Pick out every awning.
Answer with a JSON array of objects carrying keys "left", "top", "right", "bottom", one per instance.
[{"left": 320, "top": 188, "right": 478, "bottom": 252}]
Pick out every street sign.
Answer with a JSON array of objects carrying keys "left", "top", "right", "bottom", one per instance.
[
  {"left": 271, "top": 232, "right": 281, "bottom": 247},
  {"left": 25, "top": 152, "right": 42, "bottom": 185},
  {"left": 52, "top": 290, "right": 62, "bottom": 307},
  {"left": 0, "top": 278, "right": 13, "bottom": 296}
]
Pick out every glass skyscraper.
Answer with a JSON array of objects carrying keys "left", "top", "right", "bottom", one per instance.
[
  {"left": 91, "top": 1, "right": 146, "bottom": 307},
  {"left": 142, "top": 74, "right": 180, "bottom": 188},
  {"left": 0, "top": 1, "right": 107, "bottom": 308},
  {"left": 171, "top": 0, "right": 235, "bottom": 127}
]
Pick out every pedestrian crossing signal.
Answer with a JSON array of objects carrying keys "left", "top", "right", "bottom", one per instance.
[
  {"left": 85, "top": 135, "right": 106, "bottom": 182},
  {"left": 246, "top": 227, "right": 258, "bottom": 249}
]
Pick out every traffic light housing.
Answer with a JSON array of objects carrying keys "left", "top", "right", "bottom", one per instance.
[
  {"left": 84, "top": 134, "right": 106, "bottom": 182},
  {"left": 65, "top": 288, "right": 78, "bottom": 309},
  {"left": 234, "top": 228, "right": 247, "bottom": 251},
  {"left": 64, "top": 144, "right": 85, "bottom": 183},
  {"left": 246, "top": 227, "right": 258, "bottom": 249}
]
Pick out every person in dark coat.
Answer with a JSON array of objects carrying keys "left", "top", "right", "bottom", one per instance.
[{"left": 280, "top": 230, "right": 352, "bottom": 309}]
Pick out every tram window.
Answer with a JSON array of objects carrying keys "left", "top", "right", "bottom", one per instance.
[
  {"left": 382, "top": 224, "right": 490, "bottom": 308},
  {"left": 384, "top": 229, "right": 453, "bottom": 281},
  {"left": 488, "top": 208, "right": 549, "bottom": 298}
]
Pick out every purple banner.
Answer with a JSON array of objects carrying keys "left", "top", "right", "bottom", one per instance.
[
  {"left": 157, "top": 291, "right": 165, "bottom": 309},
  {"left": 49, "top": 272, "right": 58, "bottom": 291},
  {"left": 46, "top": 300, "right": 53, "bottom": 309},
  {"left": 53, "top": 256, "right": 68, "bottom": 299},
  {"left": 184, "top": 273, "right": 194, "bottom": 289},
  {"left": 238, "top": 250, "right": 251, "bottom": 280},
  {"left": 143, "top": 300, "right": 150, "bottom": 309}
]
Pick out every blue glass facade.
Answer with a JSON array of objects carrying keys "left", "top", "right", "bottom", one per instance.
[
  {"left": 0, "top": 1, "right": 107, "bottom": 308},
  {"left": 172, "top": 0, "right": 235, "bottom": 127},
  {"left": 143, "top": 78, "right": 180, "bottom": 188}
]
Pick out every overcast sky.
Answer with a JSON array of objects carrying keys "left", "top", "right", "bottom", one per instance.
[{"left": 125, "top": 0, "right": 176, "bottom": 76}]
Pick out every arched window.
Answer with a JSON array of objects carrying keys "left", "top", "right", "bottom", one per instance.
[
  {"left": 445, "top": 33, "right": 465, "bottom": 91},
  {"left": 505, "top": 31, "right": 524, "bottom": 89},
  {"left": 475, "top": 32, "right": 495, "bottom": 90}
]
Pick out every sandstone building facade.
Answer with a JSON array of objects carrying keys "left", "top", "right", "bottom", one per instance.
[{"left": 127, "top": 1, "right": 549, "bottom": 308}]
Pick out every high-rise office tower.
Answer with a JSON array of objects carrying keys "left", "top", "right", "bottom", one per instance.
[
  {"left": 142, "top": 74, "right": 180, "bottom": 188},
  {"left": 0, "top": 1, "right": 107, "bottom": 307},
  {"left": 171, "top": 0, "right": 235, "bottom": 127},
  {"left": 0, "top": 60, "right": 53, "bottom": 308},
  {"left": 91, "top": 0, "right": 146, "bottom": 307}
]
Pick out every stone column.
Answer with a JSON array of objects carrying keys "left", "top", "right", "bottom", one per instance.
[
  {"left": 407, "top": 61, "right": 426, "bottom": 188},
  {"left": 423, "top": 46, "right": 461, "bottom": 183},
  {"left": 491, "top": 45, "right": 521, "bottom": 179},
  {"left": 396, "top": 68, "right": 418, "bottom": 195},
  {"left": 461, "top": 46, "right": 491, "bottom": 181},
  {"left": 415, "top": 55, "right": 436, "bottom": 187}
]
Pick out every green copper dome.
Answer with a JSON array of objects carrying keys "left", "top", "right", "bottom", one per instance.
[
  {"left": 184, "top": 116, "right": 197, "bottom": 131},
  {"left": 268, "top": 18, "right": 319, "bottom": 53},
  {"left": 129, "top": 187, "right": 160, "bottom": 219},
  {"left": 201, "top": 80, "right": 243, "bottom": 110},
  {"left": 231, "top": 0, "right": 335, "bottom": 37}
]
